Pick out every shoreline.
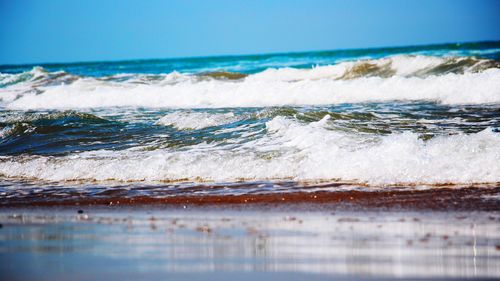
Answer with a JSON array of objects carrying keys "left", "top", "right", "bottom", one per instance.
[
  {"left": 2, "top": 185, "right": 499, "bottom": 212},
  {"left": 1, "top": 205, "right": 499, "bottom": 280},
  {"left": 2, "top": 183, "right": 499, "bottom": 280}
]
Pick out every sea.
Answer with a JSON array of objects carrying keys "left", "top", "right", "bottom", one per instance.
[{"left": 0, "top": 41, "right": 499, "bottom": 205}]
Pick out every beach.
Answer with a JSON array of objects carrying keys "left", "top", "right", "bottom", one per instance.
[
  {"left": 1, "top": 41, "right": 500, "bottom": 280},
  {"left": 1, "top": 186, "right": 500, "bottom": 280}
]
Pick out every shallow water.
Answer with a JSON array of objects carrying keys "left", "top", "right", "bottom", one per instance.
[
  {"left": 1, "top": 208, "right": 499, "bottom": 280},
  {"left": 0, "top": 41, "right": 499, "bottom": 202}
]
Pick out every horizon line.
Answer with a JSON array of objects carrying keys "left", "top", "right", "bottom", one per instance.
[{"left": 1, "top": 39, "right": 499, "bottom": 68}]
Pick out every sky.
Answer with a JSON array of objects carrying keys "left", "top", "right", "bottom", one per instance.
[{"left": 1, "top": 0, "right": 499, "bottom": 65}]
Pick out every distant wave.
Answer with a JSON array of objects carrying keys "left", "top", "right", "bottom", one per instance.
[{"left": 1, "top": 55, "right": 499, "bottom": 109}]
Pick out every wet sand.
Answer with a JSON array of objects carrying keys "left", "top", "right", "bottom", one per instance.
[
  {"left": 2, "top": 183, "right": 499, "bottom": 211},
  {"left": 1, "top": 185, "right": 500, "bottom": 280}
]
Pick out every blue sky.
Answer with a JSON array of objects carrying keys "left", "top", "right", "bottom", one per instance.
[{"left": 1, "top": 0, "right": 499, "bottom": 64}]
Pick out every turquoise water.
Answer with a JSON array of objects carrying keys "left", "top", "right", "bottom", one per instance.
[
  {"left": 1, "top": 41, "right": 499, "bottom": 76},
  {"left": 0, "top": 41, "right": 499, "bottom": 203}
]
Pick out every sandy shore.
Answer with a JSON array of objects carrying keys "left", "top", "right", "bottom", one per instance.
[{"left": 1, "top": 202, "right": 499, "bottom": 280}]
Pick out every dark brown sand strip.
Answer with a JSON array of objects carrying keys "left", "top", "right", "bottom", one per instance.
[{"left": 2, "top": 185, "right": 499, "bottom": 211}]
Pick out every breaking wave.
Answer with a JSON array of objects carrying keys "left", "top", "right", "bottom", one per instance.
[
  {"left": 1, "top": 55, "right": 499, "bottom": 109},
  {"left": 0, "top": 115, "right": 498, "bottom": 185}
]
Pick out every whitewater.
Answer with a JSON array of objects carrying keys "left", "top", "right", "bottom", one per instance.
[
  {"left": 0, "top": 42, "right": 499, "bottom": 189},
  {"left": 2, "top": 55, "right": 500, "bottom": 109}
]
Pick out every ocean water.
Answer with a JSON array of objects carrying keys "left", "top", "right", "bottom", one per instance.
[{"left": 0, "top": 41, "right": 499, "bottom": 203}]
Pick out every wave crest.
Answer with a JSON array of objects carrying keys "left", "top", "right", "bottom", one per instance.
[
  {"left": 1, "top": 55, "right": 499, "bottom": 109},
  {"left": 0, "top": 116, "right": 498, "bottom": 185}
]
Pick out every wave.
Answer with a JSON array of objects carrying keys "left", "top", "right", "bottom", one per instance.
[
  {"left": 248, "top": 55, "right": 499, "bottom": 81},
  {"left": 0, "top": 116, "right": 498, "bottom": 185},
  {"left": 0, "top": 111, "right": 108, "bottom": 139},
  {"left": 4, "top": 69, "right": 499, "bottom": 109},
  {"left": 1, "top": 55, "right": 499, "bottom": 109}
]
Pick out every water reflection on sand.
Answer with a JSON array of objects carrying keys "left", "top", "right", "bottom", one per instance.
[{"left": 0, "top": 208, "right": 499, "bottom": 280}]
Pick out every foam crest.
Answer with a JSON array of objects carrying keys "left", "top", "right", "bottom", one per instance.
[
  {"left": 248, "top": 55, "right": 499, "bottom": 81},
  {"left": 156, "top": 112, "right": 240, "bottom": 130},
  {"left": 1, "top": 56, "right": 499, "bottom": 109},
  {"left": 0, "top": 116, "right": 498, "bottom": 185}
]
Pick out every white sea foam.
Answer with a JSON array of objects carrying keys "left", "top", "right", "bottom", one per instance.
[
  {"left": 156, "top": 112, "right": 240, "bottom": 129},
  {"left": 3, "top": 69, "right": 499, "bottom": 109},
  {"left": 1, "top": 55, "right": 499, "bottom": 109},
  {"left": 247, "top": 55, "right": 494, "bottom": 81},
  {"left": 0, "top": 116, "right": 498, "bottom": 185}
]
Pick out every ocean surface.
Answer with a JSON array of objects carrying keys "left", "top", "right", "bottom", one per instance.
[{"left": 1, "top": 41, "right": 499, "bottom": 204}]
